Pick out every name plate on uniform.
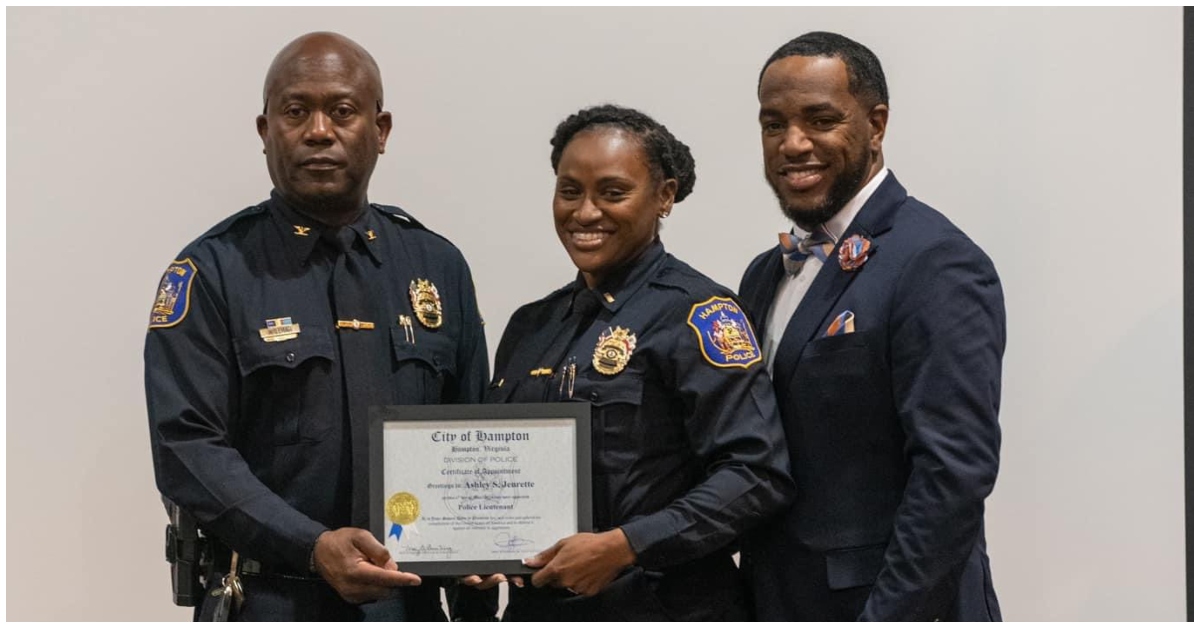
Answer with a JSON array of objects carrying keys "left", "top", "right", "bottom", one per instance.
[{"left": 368, "top": 403, "right": 592, "bottom": 577}]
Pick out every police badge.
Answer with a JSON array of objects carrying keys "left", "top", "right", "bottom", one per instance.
[
  {"left": 593, "top": 327, "right": 637, "bottom": 376},
  {"left": 408, "top": 279, "right": 443, "bottom": 329}
]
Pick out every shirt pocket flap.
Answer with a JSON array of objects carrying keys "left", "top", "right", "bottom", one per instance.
[
  {"left": 232, "top": 328, "right": 335, "bottom": 376},
  {"left": 587, "top": 373, "right": 645, "bottom": 407},
  {"left": 825, "top": 543, "right": 886, "bottom": 591},
  {"left": 391, "top": 328, "right": 458, "bottom": 373}
]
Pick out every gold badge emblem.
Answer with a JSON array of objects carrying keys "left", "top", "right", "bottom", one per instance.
[
  {"left": 366, "top": 229, "right": 377, "bottom": 241},
  {"left": 386, "top": 492, "right": 421, "bottom": 526},
  {"left": 292, "top": 225, "right": 311, "bottom": 237},
  {"left": 708, "top": 314, "right": 756, "bottom": 357},
  {"left": 593, "top": 326, "right": 637, "bottom": 376},
  {"left": 409, "top": 279, "right": 443, "bottom": 329}
]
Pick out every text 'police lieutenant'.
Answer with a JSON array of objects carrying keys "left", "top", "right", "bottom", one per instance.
[{"left": 145, "top": 32, "right": 494, "bottom": 621}]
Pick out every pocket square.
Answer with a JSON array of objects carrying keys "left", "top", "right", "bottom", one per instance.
[{"left": 825, "top": 310, "right": 855, "bottom": 337}]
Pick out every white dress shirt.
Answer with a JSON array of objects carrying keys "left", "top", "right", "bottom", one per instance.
[{"left": 763, "top": 167, "right": 890, "bottom": 374}]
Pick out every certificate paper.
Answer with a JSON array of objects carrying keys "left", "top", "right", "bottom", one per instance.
[{"left": 369, "top": 403, "right": 592, "bottom": 576}]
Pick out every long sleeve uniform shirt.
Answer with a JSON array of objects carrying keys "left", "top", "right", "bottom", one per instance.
[
  {"left": 487, "top": 242, "right": 793, "bottom": 619},
  {"left": 144, "top": 192, "right": 488, "bottom": 575}
]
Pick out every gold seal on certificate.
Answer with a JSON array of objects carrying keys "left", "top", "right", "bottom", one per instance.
[{"left": 387, "top": 492, "right": 421, "bottom": 525}]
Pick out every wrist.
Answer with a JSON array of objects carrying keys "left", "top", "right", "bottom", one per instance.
[
  {"left": 309, "top": 530, "right": 330, "bottom": 574},
  {"left": 606, "top": 528, "right": 637, "bottom": 568}
]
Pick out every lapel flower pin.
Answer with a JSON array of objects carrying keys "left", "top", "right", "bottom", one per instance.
[{"left": 838, "top": 234, "right": 872, "bottom": 271}]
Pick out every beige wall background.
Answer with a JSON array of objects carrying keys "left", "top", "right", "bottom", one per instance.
[{"left": 6, "top": 7, "right": 1186, "bottom": 621}]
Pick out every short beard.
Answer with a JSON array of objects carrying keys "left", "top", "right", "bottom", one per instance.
[{"left": 773, "top": 151, "right": 872, "bottom": 232}]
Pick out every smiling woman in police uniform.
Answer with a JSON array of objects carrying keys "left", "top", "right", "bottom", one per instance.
[{"left": 483, "top": 105, "right": 794, "bottom": 621}]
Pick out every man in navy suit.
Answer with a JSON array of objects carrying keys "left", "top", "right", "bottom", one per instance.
[{"left": 738, "top": 32, "right": 1005, "bottom": 621}]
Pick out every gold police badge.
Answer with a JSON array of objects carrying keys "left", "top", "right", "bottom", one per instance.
[
  {"left": 593, "top": 326, "right": 637, "bottom": 376},
  {"left": 408, "top": 279, "right": 443, "bottom": 329}
]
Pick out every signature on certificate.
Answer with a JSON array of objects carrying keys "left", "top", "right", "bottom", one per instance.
[
  {"left": 397, "top": 543, "right": 457, "bottom": 556},
  {"left": 493, "top": 532, "right": 534, "bottom": 549}
]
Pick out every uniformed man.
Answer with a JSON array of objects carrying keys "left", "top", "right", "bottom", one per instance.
[{"left": 144, "top": 32, "right": 493, "bottom": 620}]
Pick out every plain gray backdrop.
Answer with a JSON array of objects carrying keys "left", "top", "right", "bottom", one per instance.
[{"left": 6, "top": 7, "right": 1186, "bottom": 620}]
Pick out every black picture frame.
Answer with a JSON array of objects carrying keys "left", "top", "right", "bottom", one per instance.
[{"left": 368, "top": 402, "right": 593, "bottom": 577}]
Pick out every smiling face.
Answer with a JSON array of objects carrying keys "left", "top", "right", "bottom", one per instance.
[
  {"left": 758, "top": 55, "right": 887, "bottom": 230},
  {"left": 256, "top": 34, "right": 392, "bottom": 222},
  {"left": 552, "top": 127, "right": 676, "bottom": 289}
]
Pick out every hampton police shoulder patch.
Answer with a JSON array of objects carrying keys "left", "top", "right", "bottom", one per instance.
[
  {"left": 148, "top": 258, "right": 198, "bottom": 329},
  {"left": 686, "top": 297, "right": 762, "bottom": 369}
]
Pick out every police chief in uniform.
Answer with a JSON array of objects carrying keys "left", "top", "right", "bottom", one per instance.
[
  {"left": 144, "top": 32, "right": 494, "bottom": 621},
  {"left": 483, "top": 105, "right": 794, "bottom": 621}
]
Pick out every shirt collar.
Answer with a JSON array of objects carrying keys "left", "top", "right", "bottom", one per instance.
[
  {"left": 268, "top": 190, "right": 384, "bottom": 267},
  {"left": 791, "top": 166, "right": 889, "bottom": 241},
  {"left": 564, "top": 239, "right": 667, "bottom": 319}
]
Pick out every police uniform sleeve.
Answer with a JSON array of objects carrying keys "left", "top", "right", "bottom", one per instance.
[
  {"left": 617, "top": 297, "right": 794, "bottom": 569},
  {"left": 144, "top": 254, "right": 327, "bottom": 573},
  {"left": 860, "top": 235, "right": 1004, "bottom": 621}
]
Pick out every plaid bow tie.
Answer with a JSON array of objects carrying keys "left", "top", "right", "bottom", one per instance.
[{"left": 778, "top": 229, "right": 835, "bottom": 275}]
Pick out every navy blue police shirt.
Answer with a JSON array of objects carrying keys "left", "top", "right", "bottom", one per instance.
[
  {"left": 488, "top": 240, "right": 793, "bottom": 575},
  {"left": 144, "top": 192, "right": 488, "bottom": 574}
]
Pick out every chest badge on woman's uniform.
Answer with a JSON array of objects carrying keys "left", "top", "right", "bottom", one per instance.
[
  {"left": 408, "top": 278, "right": 443, "bottom": 329},
  {"left": 593, "top": 326, "right": 637, "bottom": 376}
]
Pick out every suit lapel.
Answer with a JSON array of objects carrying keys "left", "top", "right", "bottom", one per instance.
[
  {"left": 743, "top": 251, "right": 786, "bottom": 333},
  {"left": 771, "top": 173, "right": 907, "bottom": 389}
]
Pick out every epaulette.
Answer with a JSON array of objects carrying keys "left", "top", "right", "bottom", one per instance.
[
  {"left": 648, "top": 257, "right": 707, "bottom": 295},
  {"left": 194, "top": 203, "right": 270, "bottom": 243},
  {"left": 371, "top": 203, "right": 429, "bottom": 231}
]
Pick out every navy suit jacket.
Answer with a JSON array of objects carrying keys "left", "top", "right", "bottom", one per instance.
[{"left": 739, "top": 173, "right": 1005, "bottom": 621}]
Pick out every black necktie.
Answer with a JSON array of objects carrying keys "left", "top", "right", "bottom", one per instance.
[
  {"left": 548, "top": 289, "right": 603, "bottom": 401},
  {"left": 324, "top": 227, "right": 376, "bottom": 528}
]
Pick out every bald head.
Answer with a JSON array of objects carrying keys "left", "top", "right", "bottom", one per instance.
[
  {"left": 262, "top": 32, "right": 383, "bottom": 113},
  {"left": 256, "top": 31, "right": 392, "bottom": 224}
]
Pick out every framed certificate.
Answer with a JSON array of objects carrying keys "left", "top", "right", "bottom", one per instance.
[{"left": 368, "top": 402, "right": 593, "bottom": 577}]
